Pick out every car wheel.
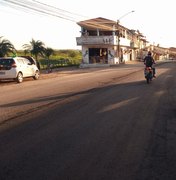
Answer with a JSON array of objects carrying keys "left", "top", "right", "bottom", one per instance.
[
  {"left": 33, "top": 70, "right": 40, "bottom": 80},
  {"left": 16, "top": 72, "right": 23, "bottom": 83}
]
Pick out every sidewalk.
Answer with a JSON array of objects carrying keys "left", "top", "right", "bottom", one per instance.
[
  {"left": 40, "top": 59, "right": 170, "bottom": 79},
  {"left": 40, "top": 60, "right": 144, "bottom": 79},
  {"left": 41, "top": 60, "right": 143, "bottom": 73}
]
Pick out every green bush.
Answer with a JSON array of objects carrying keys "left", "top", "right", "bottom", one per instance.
[{"left": 11, "top": 49, "right": 82, "bottom": 70}]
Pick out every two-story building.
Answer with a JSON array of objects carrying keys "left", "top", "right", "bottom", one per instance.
[{"left": 76, "top": 17, "right": 148, "bottom": 67}]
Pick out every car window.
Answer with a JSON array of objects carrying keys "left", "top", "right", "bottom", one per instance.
[
  {"left": 22, "top": 58, "right": 31, "bottom": 65},
  {"left": 16, "top": 59, "right": 25, "bottom": 64},
  {"left": 0, "top": 59, "right": 14, "bottom": 66},
  {"left": 20, "top": 56, "right": 36, "bottom": 64}
]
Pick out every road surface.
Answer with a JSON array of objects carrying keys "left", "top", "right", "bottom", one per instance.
[{"left": 0, "top": 61, "right": 176, "bottom": 180}]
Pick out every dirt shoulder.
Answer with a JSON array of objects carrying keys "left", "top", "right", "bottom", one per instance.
[
  {"left": 40, "top": 61, "right": 144, "bottom": 79},
  {"left": 40, "top": 59, "right": 172, "bottom": 80}
]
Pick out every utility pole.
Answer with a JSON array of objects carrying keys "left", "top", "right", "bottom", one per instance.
[{"left": 117, "top": 10, "right": 135, "bottom": 62}]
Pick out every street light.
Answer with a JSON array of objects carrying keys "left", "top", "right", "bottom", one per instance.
[
  {"left": 117, "top": 10, "right": 135, "bottom": 24},
  {"left": 117, "top": 10, "right": 135, "bottom": 62}
]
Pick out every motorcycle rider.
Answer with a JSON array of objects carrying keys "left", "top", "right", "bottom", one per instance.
[{"left": 144, "top": 51, "right": 156, "bottom": 78}]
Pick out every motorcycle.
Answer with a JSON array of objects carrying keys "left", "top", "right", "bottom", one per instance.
[{"left": 144, "top": 67, "right": 153, "bottom": 84}]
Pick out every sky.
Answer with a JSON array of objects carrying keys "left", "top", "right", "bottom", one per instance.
[{"left": 0, "top": 0, "right": 176, "bottom": 50}]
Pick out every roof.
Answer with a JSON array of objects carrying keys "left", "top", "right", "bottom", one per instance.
[
  {"left": 77, "top": 17, "right": 117, "bottom": 31},
  {"left": 77, "top": 17, "right": 149, "bottom": 42}
]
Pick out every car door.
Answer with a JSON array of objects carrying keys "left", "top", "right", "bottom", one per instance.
[
  {"left": 16, "top": 58, "right": 28, "bottom": 77},
  {"left": 22, "top": 58, "right": 34, "bottom": 77}
]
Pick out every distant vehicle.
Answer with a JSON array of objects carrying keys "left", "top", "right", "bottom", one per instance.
[{"left": 0, "top": 57, "right": 40, "bottom": 83}]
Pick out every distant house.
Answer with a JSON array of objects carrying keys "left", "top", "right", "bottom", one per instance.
[
  {"left": 168, "top": 47, "right": 176, "bottom": 59},
  {"left": 76, "top": 17, "right": 148, "bottom": 67},
  {"left": 144, "top": 45, "right": 169, "bottom": 61}
]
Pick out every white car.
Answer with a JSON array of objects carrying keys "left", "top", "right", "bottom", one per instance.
[{"left": 0, "top": 57, "right": 40, "bottom": 83}]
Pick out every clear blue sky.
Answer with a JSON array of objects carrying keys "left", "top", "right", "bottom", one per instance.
[{"left": 0, "top": 0, "right": 176, "bottom": 50}]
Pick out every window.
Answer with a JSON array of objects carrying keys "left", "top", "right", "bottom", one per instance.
[{"left": 0, "top": 59, "right": 14, "bottom": 66}]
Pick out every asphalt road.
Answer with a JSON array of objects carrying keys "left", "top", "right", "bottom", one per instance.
[{"left": 0, "top": 61, "right": 176, "bottom": 180}]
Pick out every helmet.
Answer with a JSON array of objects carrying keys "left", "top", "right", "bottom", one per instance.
[{"left": 148, "top": 51, "right": 152, "bottom": 56}]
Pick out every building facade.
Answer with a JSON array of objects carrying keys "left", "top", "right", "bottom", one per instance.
[{"left": 76, "top": 17, "right": 148, "bottom": 67}]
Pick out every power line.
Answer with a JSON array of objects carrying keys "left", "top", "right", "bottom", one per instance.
[
  {"left": 2, "top": 0, "right": 79, "bottom": 22},
  {"left": 33, "top": 0, "right": 88, "bottom": 20},
  {"left": 1, "top": 0, "right": 116, "bottom": 31}
]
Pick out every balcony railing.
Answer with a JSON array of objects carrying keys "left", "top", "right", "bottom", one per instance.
[
  {"left": 76, "top": 35, "right": 139, "bottom": 48},
  {"left": 76, "top": 36, "right": 116, "bottom": 45}
]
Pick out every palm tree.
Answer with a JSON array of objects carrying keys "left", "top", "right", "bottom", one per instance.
[
  {"left": 22, "top": 39, "right": 45, "bottom": 60},
  {"left": 0, "top": 36, "right": 16, "bottom": 57},
  {"left": 44, "top": 47, "right": 54, "bottom": 73},
  {"left": 44, "top": 47, "right": 54, "bottom": 60}
]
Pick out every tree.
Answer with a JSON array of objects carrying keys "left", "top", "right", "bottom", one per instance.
[
  {"left": 22, "top": 39, "right": 45, "bottom": 60},
  {"left": 44, "top": 47, "right": 54, "bottom": 60},
  {"left": 0, "top": 36, "right": 16, "bottom": 57},
  {"left": 67, "top": 50, "right": 77, "bottom": 58}
]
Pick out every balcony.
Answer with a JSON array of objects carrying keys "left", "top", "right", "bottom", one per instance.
[
  {"left": 120, "top": 38, "right": 131, "bottom": 47},
  {"left": 76, "top": 36, "right": 117, "bottom": 46},
  {"left": 76, "top": 35, "right": 140, "bottom": 49}
]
